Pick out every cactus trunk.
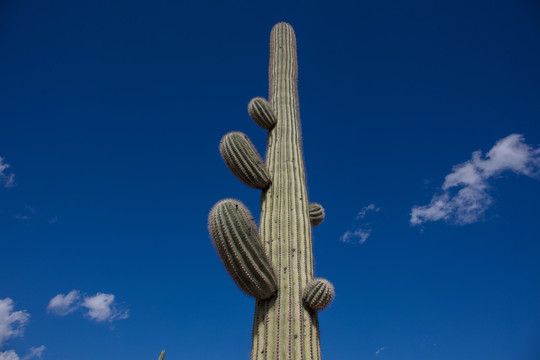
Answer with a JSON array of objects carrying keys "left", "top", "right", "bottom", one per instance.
[{"left": 251, "top": 23, "right": 320, "bottom": 360}]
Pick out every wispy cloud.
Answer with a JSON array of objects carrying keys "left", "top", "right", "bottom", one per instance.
[
  {"left": 357, "top": 203, "right": 380, "bottom": 219},
  {"left": 13, "top": 215, "right": 29, "bottom": 221},
  {"left": 0, "top": 350, "right": 20, "bottom": 360},
  {"left": 341, "top": 228, "right": 372, "bottom": 244},
  {"left": 341, "top": 204, "right": 380, "bottom": 244},
  {"left": 0, "top": 298, "right": 30, "bottom": 347},
  {"left": 411, "top": 134, "right": 540, "bottom": 225},
  {"left": 48, "top": 291, "right": 129, "bottom": 323},
  {"left": 375, "top": 347, "right": 385, "bottom": 356},
  {"left": 0, "top": 158, "right": 15, "bottom": 188},
  {"left": 22, "top": 346, "right": 45, "bottom": 360},
  {"left": 0, "top": 346, "right": 46, "bottom": 360},
  {"left": 47, "top": 290, "right": 81, "bottom": 316},
  {"left": 82, "top": 293, "right": 129, "bottom": 323}
]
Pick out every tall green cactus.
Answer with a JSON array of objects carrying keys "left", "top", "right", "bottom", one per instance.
[{"left": 209, "top": 22, "right": 333, "bottom": 360}]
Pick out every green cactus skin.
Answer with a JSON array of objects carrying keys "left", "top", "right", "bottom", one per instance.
[
  {"left": 308, "top": 203, "right": 325, "bottom": 227},
  {"left": 251, "top": 22, "right": 324, "bottom": 360},
  {"left": 209, "top": 22, "right": 331, "bottom": 360},
  {"left": 248, "top": 97, "right": 277, "bottom": 130},
  {"left": 220, "top": 131, "right": 271, "bottom": 189},
  {"left": 208, "top": 199, "right": 278, "bottom": 300},
  {"left": 158, "top": 350, "right": 165, "bottom": 360},
  {"left": 303, "top": 278, "right": 335, "bottom": 311}
]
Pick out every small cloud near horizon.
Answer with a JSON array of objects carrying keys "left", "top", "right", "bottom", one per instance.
[{"left": 411, "top": 134, "right": 540, "bottom": 226}]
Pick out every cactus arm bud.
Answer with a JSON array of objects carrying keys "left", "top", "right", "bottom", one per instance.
[
  {"left": 303, "top": 278, "right": 335, "bottom": 311},
  {"left": 248, "top": 97, "right": 277, "bottom": 130},
  {"left": 208, "top": 199, "right": 278, "bottom": 299},
  {"left": 219, "top": 132, "right": 271, "bottom": 189},
  {"left": 308, "top": 202, "right": 325, "bottom": 227}
]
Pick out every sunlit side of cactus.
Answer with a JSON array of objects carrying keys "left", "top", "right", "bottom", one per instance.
[{"left": 208, "top": 22, "right": 333, "bottom": 360}]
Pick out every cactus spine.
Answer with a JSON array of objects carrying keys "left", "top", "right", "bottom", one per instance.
[
  {"left": 157, "top": 350, "right": 165, "bottom": 360},
  {"left": 209, "top": 22, "right": 333, "bottom": 360}
]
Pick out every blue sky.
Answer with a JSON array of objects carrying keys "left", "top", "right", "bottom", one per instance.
[{"left": 1, "top": 1, "right": 539, "bottom": 359}]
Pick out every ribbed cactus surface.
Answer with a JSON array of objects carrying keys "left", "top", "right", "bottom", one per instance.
[
  {"left": 309, "top": 203, "right": 325, "bottom": 227},
  {"left": 220, "top": 131, "right": 271, "bottom": 189},
  {"left": 208, "top": 22, "right": 334, "bottom": 360},
  {"left": 208, "top": 199, "right": 277, "bottom": 299},
  {"left": 248, "top": 97, "right": 277, "bottom": 130},
  {"left": 303, "top": 278, "right": 335, "bottom": 311}
]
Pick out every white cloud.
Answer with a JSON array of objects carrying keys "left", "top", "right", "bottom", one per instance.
[
  {"left": 341, "top": 204, "right": 380, "bottom": 244},
  {"left": 47, "top": 290, "right": 81, "bottom": 316},
  {"left": 411, "top": 134, "right": 540, "bottom": 225},
  {"left": 375, "top": 347, "right": 385, "bottom": 356},
  {"left": 22, "top": 346, "right": 45, "bottom": 360},
  {"left": 0, "top": 346, "right": 46, "bottom": 360},
  {"left": 356, "top": 203, "right": 380, "bottom": 219},
  {"left": 341, "top": 228, "right": 372, "bottom": 244},
  {"left": 82, "top": 293, "right": 129, "bottom": 323},
  {"left": 0, "top": 350, "right": 20, "bottom": 360},
  {"left": 0, "top": 298, "right": 30, "bottom": 347},
  {"left": 0, "top": 158, "right": 15, "bottom": 188},
  {"left": 48, "top": 291, "right": 129, "bottom": 323}
]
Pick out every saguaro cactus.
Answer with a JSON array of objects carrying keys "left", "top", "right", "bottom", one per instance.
[{"left": 209, "top": 22, "right": 333, "bottom": 360}]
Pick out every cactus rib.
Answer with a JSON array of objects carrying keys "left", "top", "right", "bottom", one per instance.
[
  {"left": 208, "top": 199, "right": 277, "bottom": 299},
  {"left": 219, "top": 131, "right": 271, "bottom": 189}
]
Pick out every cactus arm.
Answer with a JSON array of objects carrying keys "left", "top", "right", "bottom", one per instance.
[
  {"left": 208, "top": 199, "right": 278, "bottom": 299},
  {"left": 248, "top": 97, "right": 277, "bottom": 130},
  {"left": 303, "top": 278, "right": 335, "bottom": 311},
  {"left": 308, "top": 203, "right": 325, "bottom": 227},
  {"left": 220, "top": 132, "right": 271, "bottom": 189}
]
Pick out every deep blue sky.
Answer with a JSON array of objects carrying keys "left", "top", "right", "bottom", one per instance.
[{"left": 1, "top": 1, "right": 539, "bottom": 360}]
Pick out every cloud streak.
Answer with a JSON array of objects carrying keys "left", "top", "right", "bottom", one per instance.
[
  {"left": 0, "top": 346, "right": 46, "bottom": 360},
  {"left": 411, "top": 134, "right": 540, "bottom": 225},
  {"left": 0, "top": 157, "right": 15, "bottom": 188},
  {"left": 341, "top": 204, "right": 380, "bottom": 244},
  {"left": 22, "top": 346, "right": 45, "bottom": 360}
]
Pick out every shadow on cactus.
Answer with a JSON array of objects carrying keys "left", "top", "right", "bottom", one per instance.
[{"left": 206, "top": 22, "right": 334, "bottom": 360}]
